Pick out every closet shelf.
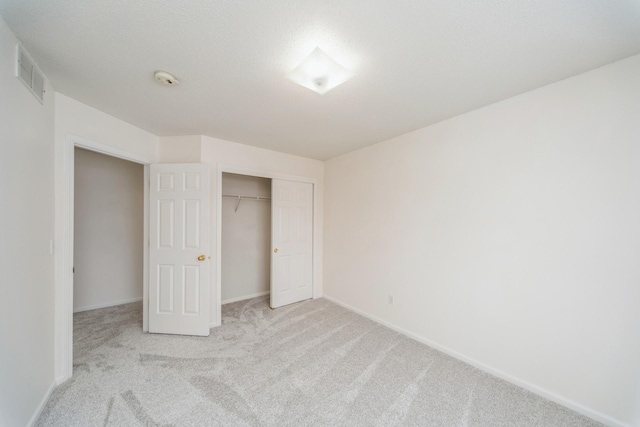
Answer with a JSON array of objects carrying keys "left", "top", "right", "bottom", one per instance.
[{"left": 222, "top": 194, "right": 271, "bottom": 212}]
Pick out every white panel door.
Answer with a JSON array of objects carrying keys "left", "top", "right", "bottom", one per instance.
[
  {"left": 271, "top": 179, "right": 313, "bottom": 308},
  {"left": 149, "top": 164, "right": 210, "bottom": 336}
]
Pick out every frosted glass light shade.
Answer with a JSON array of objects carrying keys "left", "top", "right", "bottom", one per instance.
[{"left": 286, "top": 47, "right": 355, "bottom": 95}]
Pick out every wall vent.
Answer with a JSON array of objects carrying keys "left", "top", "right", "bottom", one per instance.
[{"left": 15, "top": 44, "right": 45, "bottom": 104}]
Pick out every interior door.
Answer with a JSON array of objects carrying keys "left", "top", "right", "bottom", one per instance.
[
  {"left": 271, "top": 179, "right": 313, "bottom": 308},
  {"left": 149, "top": 164, "right": 210, "bottom": 336}
]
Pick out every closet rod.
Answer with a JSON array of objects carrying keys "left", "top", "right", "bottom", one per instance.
[{"left": 222, "top": 194, "right": 271, "bottom": 201}]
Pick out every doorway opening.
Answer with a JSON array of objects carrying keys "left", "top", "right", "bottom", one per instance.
[
  {"left": 73, "top": 148, "right": 144, "bottom": 314},
  {"left": 221, "top": 173, "right": 272, "bottom": 305},
  {"left": 57, "top": 134, "right": 152, "bottom": 384},
  {"left": 72, "top": 147, "right": 145, "bottom": 362}
]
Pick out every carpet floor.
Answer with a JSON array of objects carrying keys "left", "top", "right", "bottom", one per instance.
[{"left": 36, "top": 296, "right": 600, "bottom": 426}]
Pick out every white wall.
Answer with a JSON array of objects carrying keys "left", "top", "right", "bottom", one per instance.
[
  {"left": 159, "top": 135, "right": 201, "bottom": 163},
  {"left": 0, "top": 18, "right": 56, "bottom": 426},
  {"left": 222, "top": 173, "right": 271, "bottom": 303},
  {"left": 55, "top": 93, "right": 158, "bottom": 381},
  {"left": 55, "top": 93, "right": 159, "bottom": 161},
  {"left": 73, "top": 148, "right": 144, "bottom": 312},
  {"left": 324, "top": 54, "right": 640, "bottom": 427}
]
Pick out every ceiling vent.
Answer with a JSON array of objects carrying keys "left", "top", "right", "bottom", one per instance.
[{"left": 16, "top": 44, "right": 45, "bottom": 104}]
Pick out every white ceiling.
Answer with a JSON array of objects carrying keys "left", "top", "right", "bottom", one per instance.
[{"left": 1, "top": 1, "right": 640, "bottom": 160}]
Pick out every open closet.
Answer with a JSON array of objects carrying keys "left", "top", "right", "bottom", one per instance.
[
  {"left": 221, "top": 173, "right": 272, "bottom": 304},
  {"left": 73, "top": 147, "right": 144, "bottom": 313}
]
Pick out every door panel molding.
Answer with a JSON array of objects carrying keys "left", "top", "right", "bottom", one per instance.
[{"left": 149, "top": 163, "right": 211, "bottom": 336}]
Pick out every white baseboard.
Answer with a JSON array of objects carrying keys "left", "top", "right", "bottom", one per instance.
[
  {"left": 27, "top": 379, "right": 56, "bottom": 427},
  {"left": 55, "top": 375, "right": 69, "bottom": 386},
  {"left": 322, "top": 295, "right": 627, "bottom": 427},
  {"left": 221, "top": 291, "right": 270, "bottom": 305},
  {"left": 73, "top": 297, "right": 143, "bottom": 313}
]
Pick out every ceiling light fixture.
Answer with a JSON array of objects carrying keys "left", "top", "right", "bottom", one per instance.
[{"left": 286, "top": 47, "right": 354, "bottom": 95}]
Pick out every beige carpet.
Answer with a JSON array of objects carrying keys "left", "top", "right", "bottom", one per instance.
[{"left": 36, "top": 296, "right": 600, "bottom": 426}]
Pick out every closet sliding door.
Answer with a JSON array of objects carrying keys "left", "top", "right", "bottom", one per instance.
[{"left": 270, "top": 179, "right": 313, "bottom": 308}]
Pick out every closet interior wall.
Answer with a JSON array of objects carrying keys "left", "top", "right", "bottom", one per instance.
[
  {"left": 221, "top": 173, "right": 272, "bottom": 303},
  {"left": 73, "top": 148, "right": 144, "bottom": 312}
]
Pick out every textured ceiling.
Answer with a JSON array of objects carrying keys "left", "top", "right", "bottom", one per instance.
[{"left": 1, "top": 1, "right": 640, "bottom": 160}]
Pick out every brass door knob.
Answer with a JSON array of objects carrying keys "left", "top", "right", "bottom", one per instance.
[
  {"left": 197, "top": 255, "right": 206, "bottom": 261},
  {"left": 273, "top": 248, "right": 278, "bottom": 253}
]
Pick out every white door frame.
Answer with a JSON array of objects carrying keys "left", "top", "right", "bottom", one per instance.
[
  {"left": 56, "top": 133, "right": 151, "bottom": 384},
  {"left": 215, "top": 164, "right": 319, "bottom": 326}
]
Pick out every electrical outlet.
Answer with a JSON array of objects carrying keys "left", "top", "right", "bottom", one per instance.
[{"left": 388, "top": 294, "right": 394, "bottom": 305}]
